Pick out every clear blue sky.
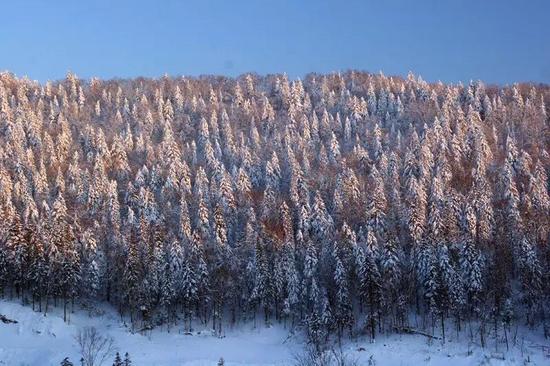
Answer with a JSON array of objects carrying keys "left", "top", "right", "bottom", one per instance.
[{"left": 1, "top": 0, "right": 549, "bottom": 84}]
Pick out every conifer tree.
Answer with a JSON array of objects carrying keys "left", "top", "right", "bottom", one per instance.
[
  {"left": 112, "top": 353, "right": 122, "bottom": 366},
  {"left": 123, "top": 352, "right": 132, "bottom": 366},
  {"left": 60, "top": 357, "right": 74, "bottom": 366},
  {"left": 358, "top": 243, "right": 382, "bottom": 339}
]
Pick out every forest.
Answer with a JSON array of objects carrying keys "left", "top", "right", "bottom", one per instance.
[{"left": 0, "top": 70, "right": 548, "bottom": 350}]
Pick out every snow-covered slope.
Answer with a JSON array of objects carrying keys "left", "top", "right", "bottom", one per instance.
[
  {"left": 0, "top": 300, "right": 299, "bottom": 366},
  {"left": 1, "top": 299, "right": 549, "bottom": 365}
]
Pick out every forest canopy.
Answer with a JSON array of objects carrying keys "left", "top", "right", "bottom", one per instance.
[{"left": 0, "top": 70, "right": 548, "bottom": 345}]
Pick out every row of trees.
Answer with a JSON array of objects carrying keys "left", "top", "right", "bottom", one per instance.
[{"left": 0, "top": 70, "right": 548, "bottom": 347}]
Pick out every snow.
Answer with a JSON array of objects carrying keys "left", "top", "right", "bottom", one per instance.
[
  {"left": 1, "top": 299, "right": 549, "bottom": 365},
  {"left": 0, "top": 300, "right": 298, "bottom": 366}
]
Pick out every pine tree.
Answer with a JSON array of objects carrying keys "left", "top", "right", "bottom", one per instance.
[
  {"left": 124, "top": 228, "right": 142, "bottom": 325},
  {"left": 460, "top": 237, "right": 483, "bottom": 316},
  {"left": 112, "top": 353, "right": 122, "bottom": 366},
  {"left": 302, "top": 236, "right": 318, "bottom": 312},
  {"left": 358, "top": 243, "right": 382, "bottom": 339},
  {"left": 333, "top": 252, "right": 352, "bottom": 341},
  {"left": 79, "top": 230, "right": 101, "bottom": 302},
  {"left": 422, "top": 245, "right": 439, "bottom": 319},
  {"left": 123, "top": 352, "right": 132, "bottom": 366},
  {"left": 404, "top": 173, "right": 426, "bottom": 245},
  {"left": 499, "top": 159, "right": 522, "bottom": 252},
  {"left": 252, "top": 235, "right": 272, "bottom": 323},
  {"left": 181, "top": 256, "right": 197, "bottom": 331},
  {"left": 0, "top": 239, "right": 8, "bottom": 296},
  {"left": 366, "top": 166, "right": 387, "bottom": 237},
  {"left": 381, "top": 235, "right": 402, "bottom": 325},
  {"left": 60, "top": 357, "right": 74, "bottom": 366},
  {"left": 159, "top": 254, "right": 175, "bottom": 327},
  {"left": 518, "top": 237, "right": 542, "bottom": 325},
  {"left": 5, "top": 213, "right": 27, "bottom": 297},
  {"left": 59, "top": 224, "right": 81, "bottom": 322}
]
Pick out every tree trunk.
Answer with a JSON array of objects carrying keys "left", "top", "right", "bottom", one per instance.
[
  {"left": 504, "top": 324, "right": 509, "bottom": 351},
  {"left": 480, "top": 320, "right": 486, "bottom": 348},
  {"left": 441, "top": 314, "right": 445, "bottom": 343},
  {"left": 494, "top": 315, "right": 498, "bottom": 352}
]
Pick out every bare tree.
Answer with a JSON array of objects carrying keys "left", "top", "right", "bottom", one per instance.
[
  {"left": 293, "top": 344, "right": 358, "bottom": 366},
  {"left": 75, "top": 327, "right": 117, "bottom": 366}
]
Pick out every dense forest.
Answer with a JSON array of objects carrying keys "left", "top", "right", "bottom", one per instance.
[{"left": 0, "top": 70, "right": 548, "bottom": 348}]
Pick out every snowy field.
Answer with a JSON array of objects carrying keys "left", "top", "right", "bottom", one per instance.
[{"left": 1, "top": 299, "right": 549, "bottom": 366}]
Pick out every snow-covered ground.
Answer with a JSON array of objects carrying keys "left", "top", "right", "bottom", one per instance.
[{"left": 1, "top": 299, "right": 549, "bottom": 365}]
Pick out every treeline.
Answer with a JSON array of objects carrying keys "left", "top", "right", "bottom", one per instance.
[{"left": 0, "top": 71, "right": 548, "bottom": 347}]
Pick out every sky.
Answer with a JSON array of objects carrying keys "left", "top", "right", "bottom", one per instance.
[{"left": 0, "top": 0, "right": 549, "bottom": 84}]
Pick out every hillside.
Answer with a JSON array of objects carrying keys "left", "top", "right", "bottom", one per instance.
[{"left": 0, "top": 71, "right": 549, "bottom": 364}]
